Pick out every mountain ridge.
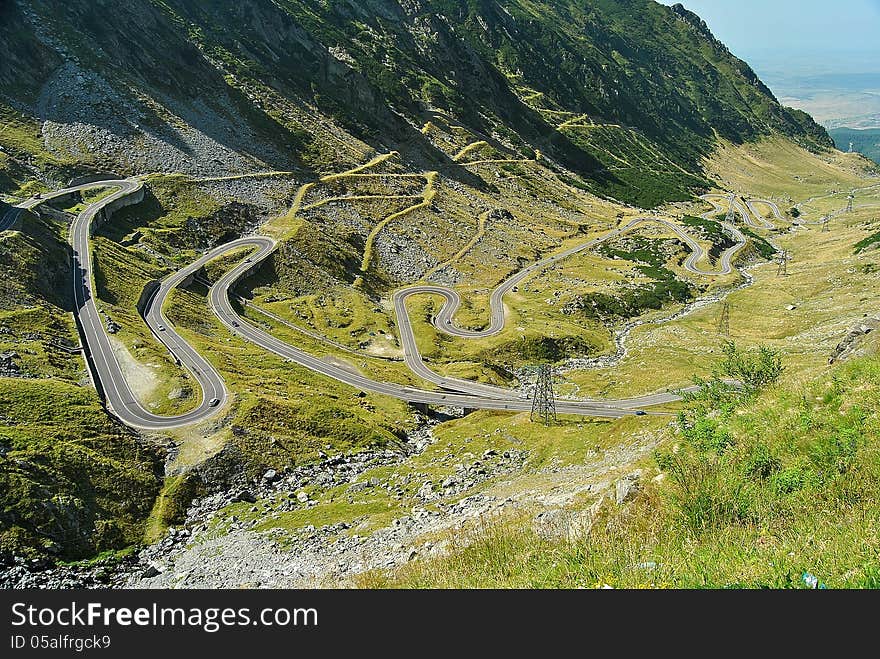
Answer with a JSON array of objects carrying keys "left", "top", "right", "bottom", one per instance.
[
  {"left": 1, "top": 0, "right": 832, "bottom": 206},
  {"left": 3, "top": 0, "right": 877, "bottom": 571}
]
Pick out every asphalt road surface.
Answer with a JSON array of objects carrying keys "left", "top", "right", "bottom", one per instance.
[
  {"left": 14, "top": 180, "right": 781, "bottom": 428},
  {"left": 391, "top": 216, "right": 746, "bottom": 401},
  {"left": 18, "top": 180, "right": 228, "bottom": 429}
]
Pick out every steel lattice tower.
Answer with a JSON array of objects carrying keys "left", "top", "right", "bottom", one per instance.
[
  {"left": 725, "top": 194, "right": 737, "bottom": 223},
  {"left": 717, "top": 301, "right": 730, "bottom": 337},
  {"left": 777, "top": 250, "right": 788, "bottom": 277},
  {"left": 530, "top": 364, "right": 557, "bottom": 425},
  {"left": 821, "top": 216, "right": 830, "bottom": 232},
  {"left": 846, "top": 194, "right": 854, "bottom": 213}
]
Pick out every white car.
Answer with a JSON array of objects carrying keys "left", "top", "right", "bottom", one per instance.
[
  {"left": 208, "top": 397, "right": 221, "bottom": 407},
  {"left": 157, "top": 324, "right": 166, "bottom": 331}
]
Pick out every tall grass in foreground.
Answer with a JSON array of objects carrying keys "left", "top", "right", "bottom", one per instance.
[{"left": 360, "top": 346, "right": 880, "bottom": 588}]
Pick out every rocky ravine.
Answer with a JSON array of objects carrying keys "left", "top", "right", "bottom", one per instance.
[{"left": 2, "top": 413, "right": 660, "bottom": 589}]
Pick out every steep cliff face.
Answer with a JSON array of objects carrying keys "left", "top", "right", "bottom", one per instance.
[{"left": 0, "top": 0, "right": 830, "bottom": 205}]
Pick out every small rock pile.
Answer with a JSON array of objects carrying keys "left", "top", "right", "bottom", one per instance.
[
  {"left": 0, "top": 351, "right": 21, "bottom": 376},
  {"left": 829, "top": 316, "right": 879, "bottom": 364}
]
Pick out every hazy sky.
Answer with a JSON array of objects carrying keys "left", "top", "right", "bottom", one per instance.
[{"left": 659, "top": 0, "right": 880, "bottom": 71}]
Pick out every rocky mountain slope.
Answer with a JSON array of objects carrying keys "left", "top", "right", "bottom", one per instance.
[
  {"left": 2, "top": 0, "right": 876, "bottom": 573},
  {"left": 2, "top": 0, "right": 829, "bottom": 205}
]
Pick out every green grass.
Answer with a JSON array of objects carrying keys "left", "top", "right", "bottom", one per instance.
[
  {"left": 741, "top": 226, "right": 778, "bottom": 259},
  {"left": 855, "top": 231, "right": 880, "bottom": 254},
  {"left": 161, "top": 282, "right": 414, "bottom": 469},
  {"left": 144, "top": 473, "right": 205, "bottom": 543},
  {"left": 360, "top": 351, "right": 880, "bottom": 589},
  {"left": 680, "top": 214, "right": 735, "bottom": 259},
  {"left": 571, "top": 235, "right": 695, "bottom": 321},
  {"left": 0, "top": 378, "right": 162, "bottom": 560},
  {"left": 0, "top": 103, "right": 78, "bottom": 196},
  {"left": 0, "top": 211, "right": 85, "bottom": 382}
]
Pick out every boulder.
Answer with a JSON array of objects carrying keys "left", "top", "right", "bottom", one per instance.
[
  {"left": 615, "top": 471, "right": 642, "bottom": 505},
  {"left": 232, "top": 490, "right": 257, "bottom": 504}
]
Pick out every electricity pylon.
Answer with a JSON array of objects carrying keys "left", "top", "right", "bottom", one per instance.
[
  {"left": 846, "top": 194, "right": 854, "bottom": 213},
  {"left": 530, "top": 364, "right": 558, "bottom": 426},
  {"left": 725, "top": 193, "right": 737, "bottom": 223},
  {"left": 821, "top": 216, "right": 829, "bottom": 232},
  {"left": 717, "top": 301, "right": 730, "bottom": 337},
  {"left": 777, "top": 250, "right": 789, "bottom": 277}
]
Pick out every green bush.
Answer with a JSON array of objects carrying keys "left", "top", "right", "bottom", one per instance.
[
  {"left": 743, "top": 442, "right": 780, "bottom": 479},
  {"left": 854, "top": 231, "right": 880, "bottom": 254},
  {"left": 716, "top": 341, "right": 784, "bottom": 393},
  {"left": 770, "top": 466, "right": 809, "bottom": 495},
  {"left": 655, "top": 447, "right": 750, "bottom": 532},
  {"left": 741, "top": 227, "right": 777, "bottom": 259}
]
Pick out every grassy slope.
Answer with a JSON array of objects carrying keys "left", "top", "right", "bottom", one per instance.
[
  {"left": 830, "top": 128, "right": 880, "bottom": 166},
  {"left": 361, "top": 352, "right": 880, "bottom": 589},
  {"left": 159, "top": 283, "right": 414, "bottom": 472},
  {"left": 0, "top": 102, "right": 75, "bottom": 197},
  {"left": 0, "top": 210, "right": 163, "bottom": 560},
  {"left": 0, "top": 379, "right": 162, "bottom": 560}
]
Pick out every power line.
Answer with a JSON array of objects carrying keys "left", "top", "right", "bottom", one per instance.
[{"left": 530, "top": 364, "right": 557, "bottom": 426}]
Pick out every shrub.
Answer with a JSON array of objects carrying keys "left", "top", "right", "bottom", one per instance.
[
  {"left": 655, "top": 447, "right": 749, "bottom": 533},
  {"left": 715, "top": 341, "right": 784, "bottom": 394},
  {"left": 743, "top": 442, "right": 780, "bottom": 480},
  {"left": 770, "top": 466, "right": 809, "bottom": 495}
]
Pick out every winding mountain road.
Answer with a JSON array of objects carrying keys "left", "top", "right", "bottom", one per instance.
[
  {"left": 700, "top": 193, "right": 777, "bottom": 230},
  {"left": 10, "top": 180, "right": 228, "bottom": 429},
  {"left": 68, "top": 180, "right": 229, "bottom": 429},
  {"left": 14, "top": 178, "right": 782, "bottom": 429},
  {"left": 391, "top": 214, "right": 746, "bottom": 400}
]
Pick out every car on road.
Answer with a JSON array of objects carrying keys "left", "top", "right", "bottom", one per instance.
[
  {"left": 208, "top": 397, "right": 220, "bottom": 407},
  {"left": 231, "top": 321, "right": 239, "bottom": 327},
  {"left": 157, "top": 324, "right": 166, "bottom": 331},
  {"left": 634, "top": 410, "right": 647, "bottom": 416}
]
